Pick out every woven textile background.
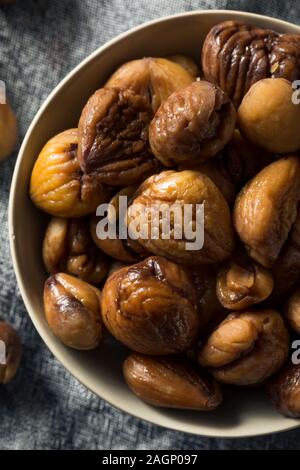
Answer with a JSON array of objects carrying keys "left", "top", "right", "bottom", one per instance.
[{"left": 0, "top": 0, "right": 300, "bottom": 450}]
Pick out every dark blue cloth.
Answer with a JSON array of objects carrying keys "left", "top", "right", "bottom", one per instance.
[{"left": 0, "top": 0, "right": 299, "bottom": 450}]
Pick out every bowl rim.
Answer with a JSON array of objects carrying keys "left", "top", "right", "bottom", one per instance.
[{"left": 8, "top": 8, "right": 300, "bottom": 438}]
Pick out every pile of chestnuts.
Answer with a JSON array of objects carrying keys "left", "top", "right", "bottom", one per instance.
[{"left": 29, "top": 20, "right": 300, "bottom": 419}]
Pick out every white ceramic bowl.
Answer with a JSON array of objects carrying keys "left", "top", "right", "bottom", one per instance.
[{"left": 9, "top": 10, "right": 300, "bottom": 438}]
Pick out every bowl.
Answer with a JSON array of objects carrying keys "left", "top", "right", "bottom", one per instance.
[{"left": 9, "top": 9, "right": 300, "bottom": 438}]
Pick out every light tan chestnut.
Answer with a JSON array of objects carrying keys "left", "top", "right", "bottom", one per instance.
[
  {"left": 233, "top": 156, "right": 300, "bottom": 268},
  {"left": 30, "top": 129, "right": 112, "bottom": 217},
  {"left": 198, "top": 309, "right": 289, "bottom": 386},
  {"left": 149, "top": 81, "right": 236, "bottom": 166},
  {"left": 105, "top": 57, "right": 195, "bottom": 112},
  {"left": 0, "top": 322, "right": 22, "bottom": 384},
  {"left": 44, "top": 273, "right": 103, "bottom": 350},
  {"left": 123, "top": 353, "right": 222, "bottom": 410},
  {"left": 238, "top": 78, "right": 300, "bottom": 153},
  {"left": 101, "top": 256, "right": 199, "bottom": 355},
  {"left": 127, "top": 170, "right": 235, "bottom": 265}
]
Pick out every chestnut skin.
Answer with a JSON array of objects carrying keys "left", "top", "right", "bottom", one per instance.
[
  {"left": 44, "top": 273, "right": 103, "bottom": 350},
  {"left": 216, "top": 257, "right": 274, "bottom": 310},
  {"left": 238, "top": 78, "right": 300, "bottom": 154},
  {"left": 0, "top": 322, "right": 22, "bottom": 384},
  {"left": 285, "top": 289, "right": 300, "bottom": 334},
  {"left": 266, "top": 363, "right": 300, "bottom": 418},
  {"left": 30, "top": 129, "right": 112, "bottom": 217},
  {"left": 43, "top": 217, "right": 110, "bottom": 285},
  {"left": 127, "top": 170, "right": 235, "bottom": 265},
  {"left": 198, "top": 309, "right": 289, "bottom": 386},
  {"left": 0, "top": 102, "right": 17, "bottom": 161},
  {"left": 105, "top": 57, "right": 195, "bottom": 112},
  {"left": 124, "top": 353, "right": 222, "bottom": 410},
  {"left": 233, "top": 155, "right": 300, "bottom": 268},
  {"left": 101, "top": 256, "right": 199, "bottom": 355},
  {"left": 78, "top": 87, "right": 161, "bottom": 186},
  {"left": 149, "top": 81, "right": 236, "bottom": 166}
]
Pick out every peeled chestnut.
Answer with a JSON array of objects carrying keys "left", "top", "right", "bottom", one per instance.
[
  {"left": 78, "top": 87, "right": 161, "bottom": 186},
  {"left": 30, "top": 129, "right": 112, "bottom": 217},
  {"left": 101, "top": 256, "right": 199, "bottom": 355},
  {"left": 202, "top": 20, "right": 300, "bottom": 106},
  {"left": 90, "top": 185, "right": 149, "bottom": 263},
  {"left": 43, "top": 217, "right": 109, "bottom": 285},
  {"left": 238, "top": 78, "right": 300, "bottom": 153},
  {"left": 285, "top": 289, "right": 300, "bottom": 334},
  {"left": 105, "top": 57, "right": 195, "bottom": 112},
  {"left": 0, "top": 322, "right": 22, "bottom": 384},
  {"left": 198, "top": 309, "right": 289, "bottom": 386},
  {"left": 271, "top": 209, "right": 300, "bottom": 301},
  {"left": 44, "top": 273, "right": 103, "bottom": 350},
  {"left": 0, "top": 102, "right": 17, "bottom": 161},
  {"left": 127, "top": 170, "right": 235, "bottom": 265},
  {"left": 266, "top": 363, "right": 300, "bottom": 418},
  {"left": 149, "top": 81, "right": 236, "bottom": 166},
  {"left": 233, "top": 156, "right": 300, "bottom": 268},
  {"left": 167, "top": 54, "right": 200, "bottom": 78},
  {"left": 216, "top": 257, "right": 273, "bottom": 310},
  {"left": 124, "top": 353, "right": 222, "bottom": 410},
  {"left": 179, "top": 129, "right": 271, "bottom": 205}
]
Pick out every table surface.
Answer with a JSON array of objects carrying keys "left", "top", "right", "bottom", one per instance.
[{"left": 0, "top": 0, "right": 300, "bottom": 450}]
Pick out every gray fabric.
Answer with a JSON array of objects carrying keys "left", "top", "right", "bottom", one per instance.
[{"left": 0, "top": 0, "right": 299, "bottom": 450}]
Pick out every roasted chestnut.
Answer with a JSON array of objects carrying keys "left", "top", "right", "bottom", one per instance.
[
  {"left": 0, "top": 322, "right": 22, "bottom": 384},
  {"left": 0, "top": 102, "right": 17, "bottom": 161},
  {"left": 30, "top": 129, "right": 112, "bottom": 217},
  {"left": 179, "top": 129, "right": 271, "bottom": 205},
  {"left": 167, "top": 54, "right": 199, "bottom": 78},
  {"left": 43, "top": 217, "right": 109, "bottom": 285},
  {"left": 105, "top": 57, "right": 195, "bottom": 112},
  {"left": 149, "top": 81, "right": 236, "bottom": 166},
  {"left": 233, "top": 156, "right": 300, "bottom": 268},
  {"left": 101, "top": 256, "right": 199, "bottom": 354},
  {"left": 266, "top": 362, "right": 300, "bottom": 418},
  {"left": 123, "top": 353, "right": 222, "bottom": 410},
  {"left": 127, "top": 170, "right": 235, "bottom": 265},
  {"left": 285, "top": 289, "right": 300, "bottom": 334},
  {"left": 202, "top": 20, "right": 300, "bottom": 106},
  {"left": 216, "top": 257, "right": 273, "bottom": 310},
  {"left": 90, "top": 185, "right": 149, "bottom": 263},
  {"left": 44, "top": 273, "right": 103, "bottom": 350},
  {"left": 198, "top": 309, "right": 289, "bottom": 385},
  {"left": 77, "top": 87, "right": 162, "bottom": 186},
  {"left": 238, "top": 78, "right": 300, "bottom": 154},
  {"left": 271, "top": 209, "right": 300, "bottom": 301}
]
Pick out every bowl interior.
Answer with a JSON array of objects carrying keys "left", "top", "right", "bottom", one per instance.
[{"left": 9, "top": 10, "right": 300, "bottom": 437}]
